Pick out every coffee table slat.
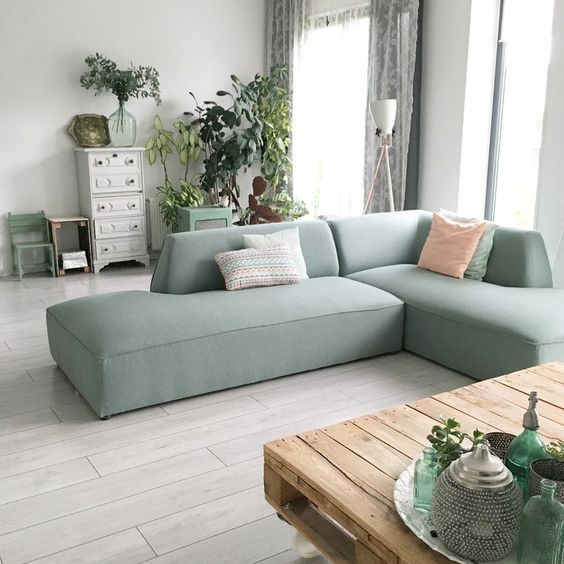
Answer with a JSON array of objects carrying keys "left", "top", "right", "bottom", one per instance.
[
  {"left": 298, "top": 429, "right": 396, "bottom": 504},
  {"left": 371, "top": 405, "right": 441, "bottom": 445},
  {"left": 352, "top": 415, "right": 424, "bottom": 457},
  {"left": 529, "top": 363, "right": 564, "bottom": 384},
  {"left": 499, "top": 370, "right": 564, "bottom": 407},
  {"left": 322, "top": 421, "right": 411, "bottom": 480},
  {"left": 407, "top": 397, "right": 500, "bottom": 434},
  {"left": 472, "top": 380, "right": 564, "bottom": 425},
  {"left": 429, "top": 392, "right": 525, "bottom": 435},
  {"left": 449, "top": 386, "right": 562, "bottom": 440}
]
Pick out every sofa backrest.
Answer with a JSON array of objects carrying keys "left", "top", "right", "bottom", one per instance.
[
  {"left": 415, "top": 211, "right": 553, "bottom": 288},
  {"left": 328, "top": 210, "right": 424, "bottom": 275},
  {"left": 151, "top": 219, "right": 339, "bottom": 294},
  {"left": 329, "top": 210, "right": 553, "bottom": 288}
]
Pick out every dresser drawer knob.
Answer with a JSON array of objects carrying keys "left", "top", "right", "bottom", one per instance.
[
  {"left": 126, "top": 179, "right": 135, "bottom": 185},
  {"left": 127, "top": 158, "right": 135, "bottom": 165},
  {"left": 100, "top": 205, "right": 106, "bottom": 210},
  {"left": 112, "top": 153, "right": 118, "bottom": 158},
  {"left": 97, "top": 160, "right": 103, "bottom": 165},
  {"left": 103, "top": 247, "right": 109, "bottom": 252},
  {"left": 133, "top": 224, "right": 138, "bottom": 229}
]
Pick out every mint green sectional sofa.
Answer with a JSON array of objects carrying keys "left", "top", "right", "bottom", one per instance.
[{"left": 46, "top": 211, "right": 564, "bottom": 418}]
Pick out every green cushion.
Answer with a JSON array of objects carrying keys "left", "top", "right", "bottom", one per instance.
[
  {"left": 151, "top": 220, "right": 339, "bottom": 295},
  {"left": 348, "top": 265, "right": 564, "bottom": 378},
  {"left": 47, "top": 277, "right": 403, "bottom": 417}
]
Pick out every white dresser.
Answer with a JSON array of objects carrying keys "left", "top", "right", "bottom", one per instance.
[{"left": 74, "top": 147, "right": 150, "bottom": 273}]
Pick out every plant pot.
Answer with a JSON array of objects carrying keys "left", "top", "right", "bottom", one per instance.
[
  {"left": 529, "top": 458, "right": 564, "bottom": 503},
  {"left": 483, "top": 432, "right": 516, "bottom": 461},
  {"left": 108, "top": 102, "right": 136, "bottom": 147}
]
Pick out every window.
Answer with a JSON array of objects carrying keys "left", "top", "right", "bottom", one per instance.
[
  {"left": 292, "top": 6, "right": 369, "bottom": 218},
  {"left": 486, "top": 0, "right": 554, "bottom": 228}
]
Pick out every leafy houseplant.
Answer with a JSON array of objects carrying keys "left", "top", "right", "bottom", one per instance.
[
  {"left": 188, "top": 75, "right": 263, "bottom": 209},
  {"left": 146, "top": 115, "right": 204, "bottom": 231},
  {"left": 186, "top": 67, "right": 307, "bottom": 222},
  {"left": 427, "top": 417, "right": 485, "bottom": 471},
  {"left": 80, "top": 53, "right": 161, "bottom": 146}
]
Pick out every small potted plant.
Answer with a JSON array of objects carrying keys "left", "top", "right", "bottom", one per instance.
[
  {"left": 529, "top": 440, "right": 564, "bottom": 502},
  {"left": 427, "top": 417, "right": 485, "bottom": 471},
  {"left": 80, "top": 53, "right": 161, "bottom": 147}
]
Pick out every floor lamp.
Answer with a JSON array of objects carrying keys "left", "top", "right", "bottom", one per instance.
[{"left": 364, "top": 99, "right": 397, "bottom": 213}]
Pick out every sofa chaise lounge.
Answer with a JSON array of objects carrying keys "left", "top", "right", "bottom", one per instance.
[{"left": 46, "top": 210, "right": 564, "bottom": 418}]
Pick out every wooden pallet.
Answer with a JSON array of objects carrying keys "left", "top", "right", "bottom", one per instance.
[{"left": 264, "top": 363, "right": 564, "bottom": 563}]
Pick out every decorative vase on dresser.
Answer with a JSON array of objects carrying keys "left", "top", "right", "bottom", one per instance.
[{"left": 74, "top": 147, "right": 149, "bottom": 273}]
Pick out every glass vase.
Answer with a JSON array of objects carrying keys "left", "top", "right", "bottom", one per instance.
[
  {"left": 517, "top": 478, "right": 564, "bottom": 564},
  {"left": 413, "top": 447, "right": 440, "bottom": 513},
  {"left": 108, "top": 101, "right": 136, "bottom": 147}
]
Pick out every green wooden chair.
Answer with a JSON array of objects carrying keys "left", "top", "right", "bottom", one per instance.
[{"left": 8, "top": 211, "right": 56, "bottom": 280}]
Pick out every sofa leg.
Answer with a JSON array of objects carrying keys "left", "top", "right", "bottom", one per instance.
[{"left": 100, "top": 415, "right": 111, "bottom": 421}]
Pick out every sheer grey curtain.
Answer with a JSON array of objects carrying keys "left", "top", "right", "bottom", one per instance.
[
  {"left": 265, "top": 0, "right": 305, "bottom": 93},
  {"left": 266, "top": 0, "right": 422, "bottom": 213},
  {"left": 364, "top": 0, "right": 420, "bottom": 213}
]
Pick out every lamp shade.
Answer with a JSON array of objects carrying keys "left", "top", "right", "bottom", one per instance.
[{"left": 369, "top": 99, "right": 396, "bottom": 135}]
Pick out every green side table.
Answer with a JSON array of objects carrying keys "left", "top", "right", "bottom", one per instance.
[{"left": 177, "top": 207, "right": 233, "bottom": 232}]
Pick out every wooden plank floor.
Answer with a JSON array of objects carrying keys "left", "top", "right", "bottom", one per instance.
[{"left": 0, "top": 264, "right": 475, "bottom": 564}]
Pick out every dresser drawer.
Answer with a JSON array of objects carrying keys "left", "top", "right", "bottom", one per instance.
[
  {"left": 92, "top": 195, "right": 143, "bottom": 218},
  {"left": 96, "top": 237, "right": 146, "bottom": 259},
  {"left": 90, "top": 152, "right": 140, "bottom": 171},
  {"left": 91, "top": 173, "right": 141, "bottom": 193},
  {"left": 94, "top": 216, "right": 145, "bottom": 239}
]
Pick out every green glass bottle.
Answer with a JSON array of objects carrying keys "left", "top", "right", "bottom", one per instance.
[
  {"left": 413, "top": 447, "right": 440, "bottom": 512},
  {"left": 517, "top": 479, "right": 564, "bottom": 564},
  {"left": 505, "top": 391, "right": 548, "bottom": 499}
]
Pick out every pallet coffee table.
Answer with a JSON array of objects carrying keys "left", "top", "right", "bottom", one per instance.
[{"left": 264, "top": 363, "right": 564, "bottom": 563}]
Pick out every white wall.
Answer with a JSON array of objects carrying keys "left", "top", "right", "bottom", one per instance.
[
  {"left": 418, "top": 0, "right": 499, "bottom": 216},
  {"left": 418, "top": 0, "right": 472, "bottom": 212},
  {"left": 457, "top": 0, "right": 499, "bottom": 217},
  {"left": 536, "top": 0, "right": 564, "bottom": 286},
  {"left": 0, "top": 0, "right": 265, "bottom": 276}
]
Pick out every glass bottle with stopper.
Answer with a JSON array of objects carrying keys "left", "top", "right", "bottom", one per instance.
[{"left": 505, "top": 391, "right": 548, "bottom": 498}]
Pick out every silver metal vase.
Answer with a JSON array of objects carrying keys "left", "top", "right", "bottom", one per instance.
[{"left": 432, "top": 442, "right": 523, "bottom": 562}]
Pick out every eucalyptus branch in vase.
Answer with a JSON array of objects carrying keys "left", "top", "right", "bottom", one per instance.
[{"left": 80, "top": 53, "right": 161, "bottom": 144}]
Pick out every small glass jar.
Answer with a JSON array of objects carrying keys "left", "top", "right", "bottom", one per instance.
[
  {"left": 413, "top": 447, "right": 439, "bottom": 512},
  {"left": 517, "top": 478, "right": 564, "bottom": 564}
]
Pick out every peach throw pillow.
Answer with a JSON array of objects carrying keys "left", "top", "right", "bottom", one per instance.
[{"left": 418, "top": 213, "right": 487, "bottom": 279}]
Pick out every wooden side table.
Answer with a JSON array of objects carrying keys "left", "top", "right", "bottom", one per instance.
[{"left": 47, "top": 216, "right": 92, "bottom": 276}]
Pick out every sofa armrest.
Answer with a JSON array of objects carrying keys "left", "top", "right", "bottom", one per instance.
[{"left": 484, "top": 228, "right": 553, "bottom": 288}]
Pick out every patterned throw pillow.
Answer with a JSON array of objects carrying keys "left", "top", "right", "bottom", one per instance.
[{"left": 215, "top": 243, "right": 300, "bottom": 291}]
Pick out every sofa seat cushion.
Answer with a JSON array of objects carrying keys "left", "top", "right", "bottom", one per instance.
[
  {"left": 348, "top": 265, "right": 564, "bottom": 378},
  {"left": 47, "top": 277, "right": 404, "bottom": 417},
  {"left": 48, "top": 277, "right": 402, "bottom": 359}
]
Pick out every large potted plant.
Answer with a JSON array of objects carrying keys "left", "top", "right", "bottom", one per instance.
[
  {"left": 187, "top": 67, "right": 307, "bottom": 223},
  {"left": 80, "top": 53, "right": 161, "bottom": 147}
]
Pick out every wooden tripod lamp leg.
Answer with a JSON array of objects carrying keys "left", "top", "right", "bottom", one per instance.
[
  {"left": 364, "top": 145, "right": 386, "bottom": 214},
  {"left": 384, "top": 142, "right": 395, "bottom": 212}
]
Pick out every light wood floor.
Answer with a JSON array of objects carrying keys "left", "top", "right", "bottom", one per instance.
[{"left": 0, "top": 263, "right": 475, "bottom": 564}]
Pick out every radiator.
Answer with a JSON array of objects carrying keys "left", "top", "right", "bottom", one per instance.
[{"left": 145, "top": 197, "right": 172, "bottom": 250}]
